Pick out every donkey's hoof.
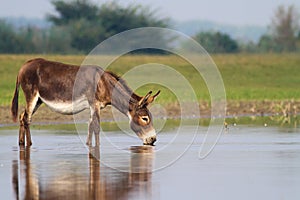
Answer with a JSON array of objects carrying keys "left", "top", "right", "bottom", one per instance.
[
  {"left": 26, "top": 141, "right": 32, "bottom": 146},
  {"left": 86, "top": 142, "right": 92, "bottom": 146}
]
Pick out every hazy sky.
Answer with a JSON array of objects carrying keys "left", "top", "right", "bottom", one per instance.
[{"left": 0, "top": 0, "right": 299, "bottom": 26}]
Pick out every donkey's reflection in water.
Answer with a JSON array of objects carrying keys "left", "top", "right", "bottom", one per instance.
[
  {"left": 11, "top": 58, "right": 160, "bottom": 146},
  {"left": 12, "top": 146, "right": 155, "bottom": 200}
]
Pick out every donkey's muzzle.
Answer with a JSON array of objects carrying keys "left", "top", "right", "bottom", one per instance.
[{"left": 144, "top": 136, "right": 157, "bottom": 146}]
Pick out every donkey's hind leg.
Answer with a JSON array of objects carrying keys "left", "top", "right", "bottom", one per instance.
[
  {"left": 19, "top": 111, "right": 26, "bottom": 145},
  {"left": 19, "top": 93, "right": 40, "bottom": 146}
]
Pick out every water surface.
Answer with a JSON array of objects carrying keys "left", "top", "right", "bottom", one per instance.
[{"left": 0, "top": 125, "right": 300, "bottom": 199}]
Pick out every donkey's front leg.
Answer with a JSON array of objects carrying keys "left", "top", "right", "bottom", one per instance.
[
  {"left": 87, "top": 116, "right": 93, "bottom": 146},
  {"left": 94, "top": 117, "right": 100, "bottom": 146},
  {"left": 87, "top": 106, "right": 101, "bottom": 146},
  {"left": 94, "top": 105, "right": 101, "bottom": 146}
]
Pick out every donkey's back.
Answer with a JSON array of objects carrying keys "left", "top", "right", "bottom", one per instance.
[{"left": 26, "top": 58, "right": 78, "bottom": 96}]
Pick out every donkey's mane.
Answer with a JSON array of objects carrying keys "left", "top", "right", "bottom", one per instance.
[{"left": 105, "top": 71, "right": 141, "bottom": 101}]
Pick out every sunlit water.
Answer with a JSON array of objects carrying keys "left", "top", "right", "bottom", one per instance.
[{"left": 0, "top": 125, "right": 300, "bottom": 200}]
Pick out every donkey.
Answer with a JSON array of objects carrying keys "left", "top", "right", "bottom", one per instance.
[{"left": 11, "top": 58, "right": 160, "bottom": 146}]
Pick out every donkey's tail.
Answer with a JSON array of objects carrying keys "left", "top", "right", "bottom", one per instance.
[{"left": 11, "top": 76, "right": 20, "bottom": 122}]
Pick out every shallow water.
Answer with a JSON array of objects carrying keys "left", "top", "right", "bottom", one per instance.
[{"left": 0, "top": 125, "right": 300, "bottom": 200}]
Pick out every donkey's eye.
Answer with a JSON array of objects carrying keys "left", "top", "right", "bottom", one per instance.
[{"left": 142, "top": 117, "right": 149, "bottom": 122}]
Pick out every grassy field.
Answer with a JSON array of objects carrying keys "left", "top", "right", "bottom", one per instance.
[{"left": 0, "top": 53, "right": 299, "bottom": 106}]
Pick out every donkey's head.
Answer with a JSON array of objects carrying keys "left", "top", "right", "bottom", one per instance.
[{"left": 128, "top": 91, "right": 160, "bottom": 145}]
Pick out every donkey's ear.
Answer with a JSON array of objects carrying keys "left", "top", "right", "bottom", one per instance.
[
  {"left": 147, "top": 90, "right": 160, "bottom": 104},
  {"left": 138, "top": 91, "right": 152, "bottom": 107}
]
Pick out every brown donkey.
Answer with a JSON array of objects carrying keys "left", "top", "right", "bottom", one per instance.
[{"left": 11, "top": 58, "right": 160, "bottom": 146}]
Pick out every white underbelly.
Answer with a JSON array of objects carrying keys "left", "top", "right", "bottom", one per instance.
[{"left": 40, "top": 96, "right": 89, "bottom": 115}]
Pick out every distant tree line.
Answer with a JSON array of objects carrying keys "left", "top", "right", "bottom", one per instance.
[
  {"left": 0, "top": 1, "right": 299, "bottom": 54},
  {"left": 0, "top": 0, "right": 168, "bottom": 54},
  {"left": 193, "top": 5, "right": 300, "bottom": 53},
  {"left": 257, "top": 5, "right": 300, "bottom": 52}
]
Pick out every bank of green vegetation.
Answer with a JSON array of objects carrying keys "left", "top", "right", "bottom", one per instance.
[{"left": 0, "top": 53, "right": 299, "bottom": 106}]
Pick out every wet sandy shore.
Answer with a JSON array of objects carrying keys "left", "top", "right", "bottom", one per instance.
[{"left": 1, "top": 100, "right": 299, "bottom": 125}]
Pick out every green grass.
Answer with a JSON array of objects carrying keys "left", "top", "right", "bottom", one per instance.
[
  {"left": 0, "top": 53, "right": 299, "bottom": 106},
  {"left": 214, "top": 53, "right": 300, "bottom": 100}
]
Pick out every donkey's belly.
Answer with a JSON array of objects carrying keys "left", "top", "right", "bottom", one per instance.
[{"left": 40, "top": 96, "right": 89, "bottom": 115}]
